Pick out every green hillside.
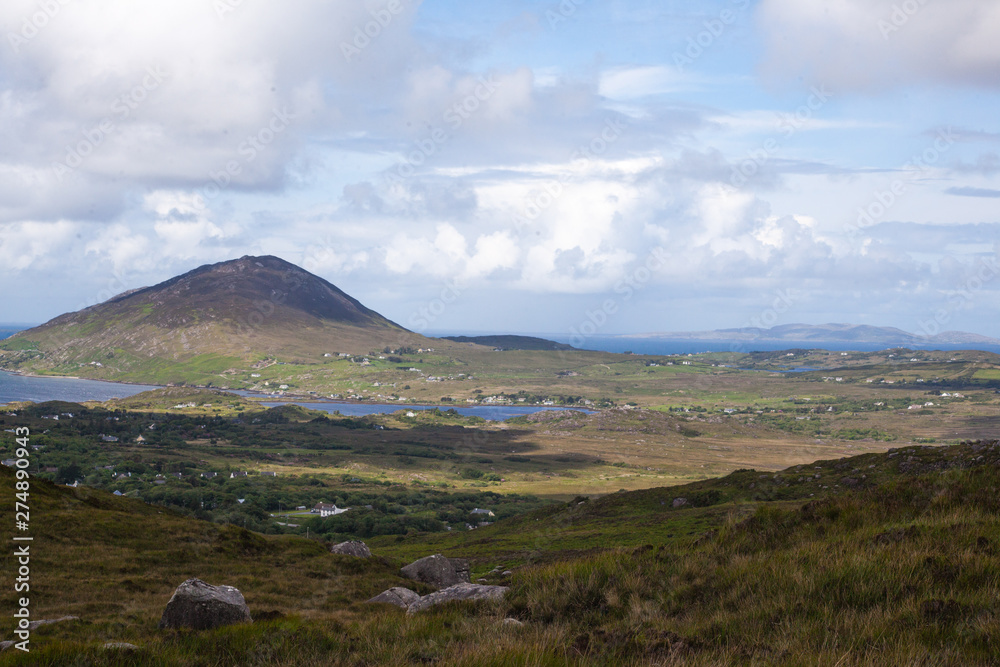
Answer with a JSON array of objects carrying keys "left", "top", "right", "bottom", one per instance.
[
  {"left": 441, "top": 335, "right": 575, "bottom": 351},
  {"left": 2, "top": 441, "right": 998, "bottom": 665}
]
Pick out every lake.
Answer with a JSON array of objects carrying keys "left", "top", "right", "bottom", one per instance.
[
  {"left": 0, "top": 371, "right": 588, "bottom": 421},
  {"left": 0, "top": 371, "right": 160, "bottom": 405}
]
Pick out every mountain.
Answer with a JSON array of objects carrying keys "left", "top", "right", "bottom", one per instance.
[
  {"left": 0, "top": 255, "right": 427, "bottom": 382},
  {"left": 619, "top": 323, "right": 1000, "bottom": 347},
  {"left": 440, "top": 334, "right": 575, "bottom": 351}
]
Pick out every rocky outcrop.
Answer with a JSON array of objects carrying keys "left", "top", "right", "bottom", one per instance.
[
  {"left": 158, "top": 579, "right": 252, "bottom": 630},
  {"left": 400, "top": 554, "right": 470, "bottom": 589},
  {"left": 330, "top": 540, "right": 371, "bottom": 558},
  {"left": 103, "top": 642, "right": 140, "bottom": 650},
  {"left": 27, "top": 616, "right": 79, "bottom": 630},
  {"left": 406, "top": 583, "right": 508, "bottom": 614},
  {"left": 366, "top": 587, "right": 421, "bottom": 609}
]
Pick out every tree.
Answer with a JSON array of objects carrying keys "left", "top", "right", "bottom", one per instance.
[{"left": 56, "top": 462, "right": 82, "bottom": 485}]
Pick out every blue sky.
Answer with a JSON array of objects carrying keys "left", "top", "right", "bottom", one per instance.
[{"left": 1, "top": 0, "right": 998, "bottom": 339}]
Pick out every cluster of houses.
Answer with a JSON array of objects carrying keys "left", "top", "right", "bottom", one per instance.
[{"left": 41, "top": 412, "right": 75, "bottom": 420}]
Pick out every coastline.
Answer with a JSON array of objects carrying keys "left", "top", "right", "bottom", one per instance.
[{"left": 0, "top": 368, "right": 147, "bottom": 385}]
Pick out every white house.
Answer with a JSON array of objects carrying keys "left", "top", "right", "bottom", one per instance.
[{"left": 313, "top": 502, "right": 349, "bottom": 517}]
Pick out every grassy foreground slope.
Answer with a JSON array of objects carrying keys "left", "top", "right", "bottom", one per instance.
[{"left": 2, "top": 442, "right": 999, "bottom": 665}]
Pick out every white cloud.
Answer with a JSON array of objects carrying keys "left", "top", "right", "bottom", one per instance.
[
  {"left": 0, "top": 220, "right": 77, "bottom": 270},
  {"left": 84, "top": 224, "right": 151, "bottom": 274},
  {"left": 466, "top": 232, "right": 518, "bottom": 278},
  {"left": 599, "top": 65, "right": 686, "bottom": 99},
  {"left": 382, "top": 224, "right": 519, "bottom": 282},
  {"left": 757, "top": 0, "right": 1000, "bottom": 90},
  {"left": 0, "top": 0, "right": 424, "bottom": 221}
]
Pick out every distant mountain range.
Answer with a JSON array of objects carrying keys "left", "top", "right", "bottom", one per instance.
[{"left": 618, "top": 323, "right": 1000, "bottom": 346}]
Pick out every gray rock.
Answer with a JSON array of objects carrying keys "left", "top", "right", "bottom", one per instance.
[
  {"left": 27, "top": 615, "right": 79, "bottom": 630},
  {"left": 158, "top": 579, "right": 252, "bottom": 630},
  {"left": 366, "top": 587, "right": 421, "bottom": 609},
  {"left": 407, "top": 583, "right": 508, "bottom": 613},
  {"left": 502, "top": 617, "right": 524, "bottom": 627},
  {"left": 400, "top": 554, "right": 471, "bottom": 589},
  {"left": 0, "top": 641, "right": 14, "bottom": 652},
  {"left": 449, "top": 557, "right": 471, "bottom": 581},
  {"left": 672, "top": 497, "right": 689, "bottom": 508},
  {"left": 103, "top": 642, "right": 140, "bottom": 650},
  {"left": 501, "top": 570, "right": 513, "bottom": 576},
  {"left": 330, "top": 540, "right": 372, "bottom": 558}
]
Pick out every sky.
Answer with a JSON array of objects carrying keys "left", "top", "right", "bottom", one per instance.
[{"left": 1, "top": 0, "right": 999, "bottom": 340}]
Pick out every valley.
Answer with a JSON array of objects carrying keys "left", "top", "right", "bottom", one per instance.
[{"left": 2, "top": 257, "right": 1000, "bottom": 664}]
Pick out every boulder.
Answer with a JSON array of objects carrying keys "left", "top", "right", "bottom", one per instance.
[
  {"left": 0, "top": 641, "right": 14, "bottom": 652},
  {"left": 367, "top": 587, "right": 421, "bottom": 609},
  {"left": 449, "top": 558, "right": 470, "bottom": 581},
  {"left": 103, "top": 642, "right": 140, "bottom": 650},
  {"left": 400, "top": 554, "right": 470, "bottom": 589},
  {"left": 502, "top": 618, "right": 524, "bottom": 627},
  {"left": 158, "top": 579, "right": 252, "bottom": 630},
  {"left": 330, "top": 540, "right": 372, "bottom": 558},
  {"left": 672, "top": 497, "right": 689, "bottom": 508},
  {"left": 407, "top": 583, "right": 508, "bottom": 614}
]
